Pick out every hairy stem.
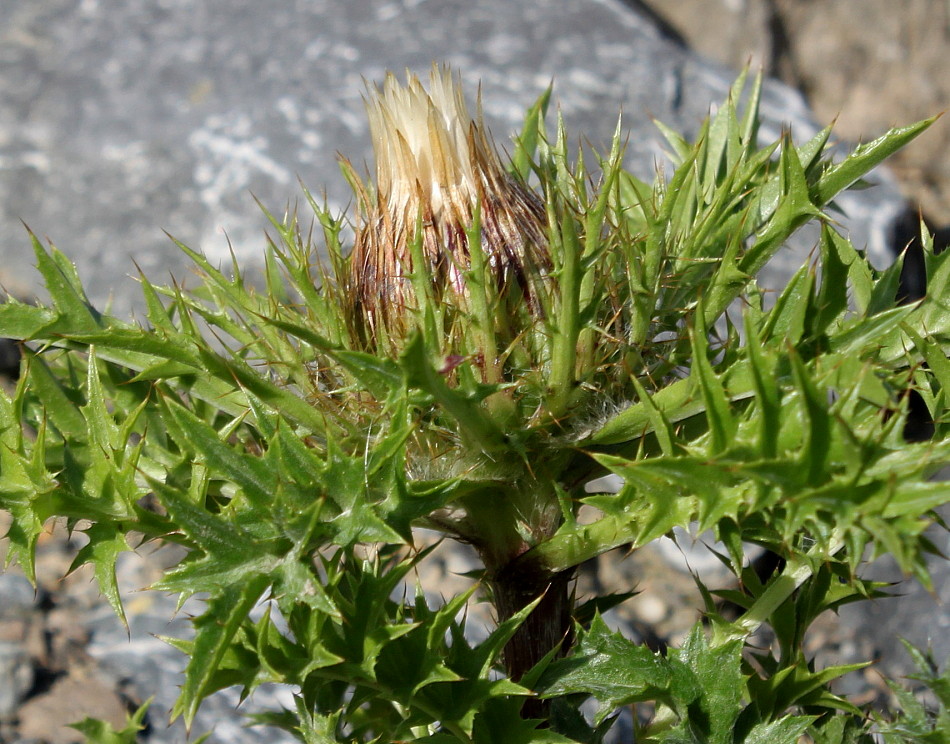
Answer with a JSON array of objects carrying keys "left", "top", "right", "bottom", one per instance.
[{"left": 489, "top": 561, "right": 573, "bottom": 717}]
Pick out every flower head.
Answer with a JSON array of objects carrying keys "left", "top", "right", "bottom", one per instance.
[{"left": 347, "top": 66, "right": 549, "bottom": 345}]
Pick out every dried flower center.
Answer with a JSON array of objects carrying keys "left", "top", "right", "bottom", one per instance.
[{"left": 347, "top": 66, "right": 549, "bottom": 344}]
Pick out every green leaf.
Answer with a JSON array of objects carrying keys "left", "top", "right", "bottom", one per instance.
[
  {"left": 68, "top": 523, "right": 130, "bottom": 629},
  {"left": 743, "top": 715, "right": 817, "bottom": 744},
  {"left": 314, "top": 439, "right": 405, "bottom": 546},
  {"left": 585, "top": 375, "right": 698, "bottom": 446},
  {"left": 761, "top": 263, "right": 814, "bottom": 345},
  {"left": 172, "top": 575, "right": 270, "bottom": 727},
  {"left": 30, "top": 235, "right": 101, "bottom": 332},
  {"left": 374, "top": 593, "right": 468, "bottom": 701},
  {"left": 512, "top": 85, "right": 552, "bottom": 181},
  {"left": 407, "top": 598, "right": 536, "bottom": 738},
  {"left": 867, "top": 254, "right": 906, "bottom": 316},
  {"left": 738, "top": 134, "right": 823, "bottom": 285},
  {"left": 526, "top": 476, "right": 696, "bottom": 573},
  {"left": 548, "top": 195, "right": 583, "bottom": 417},
  {"left": 69, "top": 697, "right": 152, "bottom": 744},
  {"left": 263, "top": 314, "right": 403, "bottom": 399},
  {"left": 673, "top": 625, "right": 744, "bottom": 744},
  {"left": 24, "top": 352, "right": 87, "bottom": 439},
  {"left": 822, "top": 223, "right": 874, "bottom": 314},
  {"left": 400, "top": 334, "right": 506, "bottom": 454},
  {"left": 0, "top": 298, "right": 59, "bottom": 340},
  {"left": 789, "top": 349, "right": 832, "bottom": 486},
  {"left": 813, "top": 224, "right": 851, "bottom": 335},
  {"left": 0, "top": 381, "right": 58, "bottom": 581},
  {"left": 744, "top": 314, "right": 781, "bottom": 458},
  {"left": 814, "top": 117, "right": 937, "bottom": 205},
  {"left": 472, "top": 698, "right": 575, "bottom": 744},
  {"left": 163, "top": 398, "right": 278, "bottom": 510},
  {"left": 288, "top": 696, "right": 342, "bottom": 744},
  {"left": 629, "top": 374, "right": 676, "bottom": 456},
  {"left": 689, "top": 317, "right": 736, "bottom": 455},
  {"left": 273, "top": 557, "right": 339, "bottom": 617},
  {"left": 538, "top": 615, "right": 685, "bottom": 723},
  {"left": 146, "top": 476, "right": 275, "bottom": 591}
]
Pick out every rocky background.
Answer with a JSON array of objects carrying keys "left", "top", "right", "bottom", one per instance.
[{"left": 0, "top": 1, "right": 948, "bottom": 742}]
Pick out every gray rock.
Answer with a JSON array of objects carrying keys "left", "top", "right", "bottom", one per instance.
[
  {"left": 0, "top": 641, "right": 32, "bottom": 720},
  {"left": 838, "top": 505, "right": 950, "bottom": 682},
  {"left": 16, "top": 672, "right": 129, "bottom": 744},
  {"left": 84, "top": 576, "right": 298, "bottom": 743},
  {"left": 0, "top": 0, "right": 903, "bottom": 319},
  {"left": 0, "top": 574, "right": 35, "bottom": 620},
  {"left": 0, "top": 574, "right": 36, "bottom": 719}
]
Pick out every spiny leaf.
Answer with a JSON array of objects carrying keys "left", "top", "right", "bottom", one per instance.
[
  {"left": 742, "top": 716, "right": 817, "bottom": 744},
  {"left": 30, "top": 235, "right": 101, "bottom": 332},
  {"left": 68, "top": 523, "right": 130, "bottom": 629},
  {"left": 689, "top": 318, "right": 736, "bottom": 455},
  {"left": 789, "top": 349, "right": 833, "bottom": 486},
  {"left": 400, "top": 334, "right": 506, "bottom": 454},
  {"left": 172, "top": 575, "right": 270, "bottom": 727},
  {"left": 69, "top": 697, "right": 152, "bottom": 743},
  {"left": 674, "top": 625, "right": 744, "bottom": 744},
  {"left": 511, "top": 85, "right": 552, "bottom": 181},
  {"left": 815, "top": 117, "right": 937, "bottom": 205},
  {"left": 163, "top": 397, "right": 279, "bottom": 510},
  {"left": 23, "top": 352, "right": 87, "bottom": 439},
  {"left": 538, "top": 614, "right": 688, "bottom": 724}
]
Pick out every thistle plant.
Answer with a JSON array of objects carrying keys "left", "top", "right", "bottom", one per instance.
[{"left": 1, "top": 65, "right": 949, "bottom": 743}]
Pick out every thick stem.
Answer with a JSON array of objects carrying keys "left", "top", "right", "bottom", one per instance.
[
  {"left": 490, "top": 562, "right": 574, "bottom": 718},
  {"left": 465, "top": 481, "right": 569, "bottom": 716}
]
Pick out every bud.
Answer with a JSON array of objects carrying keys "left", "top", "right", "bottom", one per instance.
[{"left": 347, "top": 66, "right": 549, "bottom": 344}]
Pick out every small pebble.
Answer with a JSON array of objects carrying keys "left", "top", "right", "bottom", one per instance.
[
  {"left": 0, "top": 574, "right": 36, "bottom": 619},
  {"left": 0, "top": 641, "right": 33, "bottom": 720},
  {"left": 635, "top": 595, "right": 668, "bottom": 625}
]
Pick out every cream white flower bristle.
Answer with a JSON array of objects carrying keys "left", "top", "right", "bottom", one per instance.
[{"left": 347, "top": 65, "right": 549, "bottom": 343}]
